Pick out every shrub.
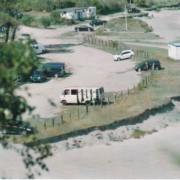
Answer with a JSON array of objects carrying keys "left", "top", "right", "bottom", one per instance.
[
  {"left": 40, "top": 17, "right": 51, "bottom": 28},
  {"left": 21, "top": 15, "right": 34, "bottom": 26}
]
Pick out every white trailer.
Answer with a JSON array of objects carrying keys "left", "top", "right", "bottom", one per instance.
[
  {"left": 87, "top": 6, "right": 96, "bottom": 19},
  {"left": 60, "top": 87, "right": 105, "bottom": 105},
  {"left": 168, "top": 42, "right": 180, "bottom": 60}
]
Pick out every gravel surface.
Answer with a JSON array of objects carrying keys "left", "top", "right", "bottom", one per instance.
[{"left": 15, "top": 26, "right": 141, "bottom": 119}]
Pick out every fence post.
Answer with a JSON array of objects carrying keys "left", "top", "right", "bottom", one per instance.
[
  {"left": 93, "top": 101, "right": 95, "bottom": 110},
  {"left": 44, "top": 122, "right": 46, "bottom": 131},
  {"left": 146, "top": 77, "right": 148, "bottom": 86},
  {"left": 114, "top": 93, "right": 116, "bottom": 102},
  {"left": 52, "top": 118, "right": 54, "bottom": 127},
  {"left": 69, "top": 113, "right": 71, "bottom": 120},
  {"left": 138, "top": 83, "right": 140, "bottom": 91},
  {"left": 101, "top": 100, "right": 103, "bottom": 108},
  {"left": 86, "top": 105, "right": 88, "bottom": 115},
  {"left": 61, "top": 115, "right": 64, "bottom": 123},
  {"left": 108, "top": 97, "right": 110, "bottom": 106},
  {"left": 143, "top": 80, "right": 144, "bottom": 87},
  {"left": 78, "top": 109, "right": 79, "bottom": 119}
]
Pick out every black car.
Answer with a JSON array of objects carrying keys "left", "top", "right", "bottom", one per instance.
[
  {"left": 42, "top": 62, "right": 66, "bottom": 77},
  {"left": 30, "top": 68, "right": 47, "bottom": 82},
  {"left": 0, "top": 120, "right": 34, "bottom": 135},
  {"left": 128, "top": 8, "right": 141, "bottom": 13},
  {"left": 135, "top": 59, "right": 161, "bottom": 72},
  {"left": 75, "top": 25, "right": 94, "bottom": 32},
  {"left": 89, "top": 19, "right": 107, "bottom": 27}
]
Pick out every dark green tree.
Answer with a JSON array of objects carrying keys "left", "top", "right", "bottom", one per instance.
[{"left": 0, "top": 42, "right": 52, "bottom": 178}]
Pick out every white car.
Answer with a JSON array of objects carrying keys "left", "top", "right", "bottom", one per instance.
[
  {"left": 32, "top": 43, "right": 45, "bottom": 54},
  {"left": 113, "top": 50, "right": 135, "bottom": 61},
  {"left": 19, "top": 33, "right": 31, "bottom": 40}
]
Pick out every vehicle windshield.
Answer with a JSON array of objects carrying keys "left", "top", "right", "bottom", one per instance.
[
  {"left": 34, "top": 70, "right": 43, "bottom": 75},
  {"left": 138, "top": 61, "right": 146, "bottom": 66},
  {"left": 118, "top": 52, "right": 122, "bottom": 55}
]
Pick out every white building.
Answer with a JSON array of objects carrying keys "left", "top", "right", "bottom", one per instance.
[
  {"left": 168, "top": 42, "right": 180, "bottom": 60},
  {"left": 56, "top": 7, "right": 96, "bottom": 20}
]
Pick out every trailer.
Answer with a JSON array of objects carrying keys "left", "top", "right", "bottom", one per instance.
[
  {"left": 87, "top": 6, "right": 96, "bottom": 19},
  {"left": 168, "top": 42, "right": 180, "bottom": 60},
  {"left": 60, "top": 87, "right": 105, "bottom": 105}
]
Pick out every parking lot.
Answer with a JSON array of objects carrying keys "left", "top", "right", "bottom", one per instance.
[{"left": 15, "top": 25, "right": 141, "bottom": 119}]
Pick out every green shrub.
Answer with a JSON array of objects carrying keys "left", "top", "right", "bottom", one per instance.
[
  {"left": 40, "top": 17, "right": 51, "bottom": 28},
  {"left": 21, "top": 15, "right": 34, "bottom": 26},
  {"left": 132, "top": 129, "right": 146, "bottom": 138}
]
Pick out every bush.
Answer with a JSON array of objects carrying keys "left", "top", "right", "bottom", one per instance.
[
  {"left": 40, "top": 17, "right": 51, "bottom": 28},
  {"left": 21, "top": 15, "right": 34, "bottom": 26}
]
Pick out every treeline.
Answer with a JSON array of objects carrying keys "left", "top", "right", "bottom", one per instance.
[{"left": 17, "top": 0, "right": 128, "bottom": 14}]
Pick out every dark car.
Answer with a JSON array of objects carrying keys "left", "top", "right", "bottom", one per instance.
[
  {"left": 89, "top": 19, "right": 107, "bottom": 27},
  {"left": 42, "top": 62, "right": 66, "bottom": 78},
  {"left": 30, "top": 68, "right": 47, "bottom": 82},
  {"left": 30, "top": 39, "right": 38, "bottom": 45},
  {"left": 135, "top": 59, "right": 161, "bottom": 72},
  {"left": 0, "top": 120, "right": 34, "bottom": 135},
  {"left": 75, "top": 25, "right": 94, "bottom": 32},
  {"left": 128, "top": 8, "right": 141, "bottom": 13}
]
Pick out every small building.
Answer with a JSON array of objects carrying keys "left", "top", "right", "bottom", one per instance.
[
  {"left": 168, "top": 42, "right": 180, "bottom": 60},
  {"left": 56, "top": 7, "right": 96, "bottom": 20}
]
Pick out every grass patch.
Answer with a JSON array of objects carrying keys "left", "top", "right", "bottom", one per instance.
[
  {"left": 132, "top": 129, "right": 146, "bottom": 139},
  {"left": 105, "top": 18, "right": 152, "bottom": 32}
]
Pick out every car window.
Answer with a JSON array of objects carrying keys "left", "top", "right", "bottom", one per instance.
[
  {"left": 64, "top": 89, "right": 70, "bottom": 95},
  {"left": 71, "top": 89, "right": 77, "bottom": 95}
]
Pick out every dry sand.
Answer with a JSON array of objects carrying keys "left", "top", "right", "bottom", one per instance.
[
  {"left": 1, "top": 10, "right": 180, "bottom": 179},
  {"left": 1, "top": 100, "right": 180, "bottom": 178}
]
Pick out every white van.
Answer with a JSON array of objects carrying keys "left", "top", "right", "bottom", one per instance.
[
  {"left": 32, "top": 44, "right": 45, "bottom": 54},
  {"left": 60, "top": 87, "right": 105, "bottom": 105}
]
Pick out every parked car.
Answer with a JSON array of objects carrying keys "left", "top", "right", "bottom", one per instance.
[
  {"left": 134, "top": 59, "right": 161, "bottom": 72},
  {"left": 113, "top": 50, "right": 135, "bottom": 61},
  {"left": 32, "top": 43, "right": 45, "bottom": 54},
  {"left": 60, "top": 87, "right": 105, "bottom": 105},
  {"left": 89, "top": 19, "right": 107, "bottom": 27},
  {"left": 19, "top": 33, "right": 31, "bottom": 40},
  {"left": 30, "top": 69, "right": 47, "bottom": 82},
  {"left": 30, "top": 39, "right": 38, "bottom": 45},
  {"left": 75, "top": 25, "right": 94, "bottom": 32},
  {"left": 41, "top": 62, "right": 66, "bottom": 77},
  {"left": 128, "top": 8, "right": 141, "bottom": 13},
  {"left": 0, "top": 120, "right": 35, "bottom": 135}
]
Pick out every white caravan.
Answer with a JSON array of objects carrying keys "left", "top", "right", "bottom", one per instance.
[
  {"left": 60, "top": 87, "right": 105, "bottom": 105},
  {"left": 32, "top": 44, "right": 45, "bottom": 54}
]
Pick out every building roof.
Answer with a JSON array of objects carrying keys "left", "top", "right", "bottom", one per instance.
[{"left": 169, "top": 42, "right": 180, "bottom": 47}]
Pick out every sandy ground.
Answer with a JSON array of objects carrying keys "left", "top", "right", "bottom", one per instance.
[
  {"left": 1, "top": 100, "right": 180, "bottom": 178},
  {"left": 15, "top": 26, "right": 141, "bottom": 119},
  {"left": 1, "top": 10, "right": 180, "bottom": 179}
]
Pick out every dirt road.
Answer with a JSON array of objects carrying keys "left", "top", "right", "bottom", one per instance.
[{"left": 16, "top": 26, "right": 140, "bottom": 119}]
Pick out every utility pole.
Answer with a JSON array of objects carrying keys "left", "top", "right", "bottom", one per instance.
[{"left": 125, "top": 5, "right": 127, "bottom": 30}]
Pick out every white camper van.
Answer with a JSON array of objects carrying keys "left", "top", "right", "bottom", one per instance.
[
  {"left": 60, "top": 87, "right": 105, "bottom": 105},
  {"left": 32, "top": 44, "right": 45, "bottom": 54}
]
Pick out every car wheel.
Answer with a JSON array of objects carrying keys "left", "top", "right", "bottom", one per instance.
[
  {"left": 62, "top": 100, "right": 67, "bottom": 105},
  {"left": 93, "top": 24, "right": 96, "bottom": 27},
  {"left": 117, "top": 57, "right": 121, "bottom": 61},
  {"left": 54, "top": 74, "right": 58, "bottom": 78},
  {"left": 138, "top": 68, "right": 141, "bottom": 72},
  {"left": 130, "top": 55, "right": 132, "bottom": 59},
  {"left": 42, "top": 50, "right": 45, "bottom": 54}
]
